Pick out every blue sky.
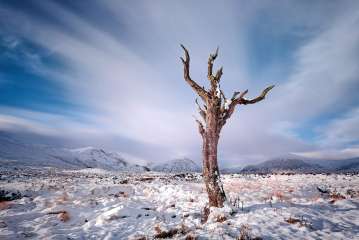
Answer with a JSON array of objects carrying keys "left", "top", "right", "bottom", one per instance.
[{"left": 0, "top": 0, "right": 359, "bottom": 165}]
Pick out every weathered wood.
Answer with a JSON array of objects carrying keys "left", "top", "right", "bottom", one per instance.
[
  {"left": 207, "top": 47, "right": 219, "bottom": 79},
  {"left": 180, "top": 45, "right": 274, "bottom": 208},
  {"left": 180, "top": 45, "right": 209, "bottom": 102}
]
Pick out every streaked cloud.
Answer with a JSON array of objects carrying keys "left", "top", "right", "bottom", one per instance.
[{"left": 0, "top": 1, "right": 358, "bottom": 165}]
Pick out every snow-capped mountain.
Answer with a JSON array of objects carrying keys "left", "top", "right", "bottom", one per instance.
[
  {"left": 0, "top": 134, "right": 148, "bottom": 171},
  {"left": 68, "top": 147, "right": 148, "bottom": 171},
  {"left": 240, "top": 156, "right": 359, "bottom": 174},
  {"left": 241, "top": 158, "right": 324, "bottom": 174},
  {"left": 305, "top": 158, "right": 359, "bottom": 172},
  {"left": 151, "top": 158, "right": 201, "bottom": 173}
]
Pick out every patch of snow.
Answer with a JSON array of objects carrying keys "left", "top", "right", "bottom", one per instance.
[
  {"left": 224, "top": 99, "right": 231, "bottom": 109},
  {"left": 216, "top": 85, "right": 221, "bottom": 98},
  {"left": 1, "top": 168, "right": 358, "bottom": 239}
]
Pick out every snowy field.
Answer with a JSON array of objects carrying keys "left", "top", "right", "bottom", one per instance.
[{"left": 0, "top": 168, "right": 358, "bottom": 240}]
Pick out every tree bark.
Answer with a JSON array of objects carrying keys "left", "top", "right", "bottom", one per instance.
[
  {"left": 201, "top": 97, "right": 226, "bottom": 207},
  {"left": 180, "top": 45, "right": 274, "bottom": 208},
  {"left": 202, "top": 130, "right": 226, "bottom": 207}
]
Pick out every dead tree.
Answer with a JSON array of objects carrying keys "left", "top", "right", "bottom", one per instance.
[{"left": 180, "top": 45, "right": 274, "bottom": 207}]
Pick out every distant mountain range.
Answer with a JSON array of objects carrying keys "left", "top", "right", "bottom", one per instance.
[
  {"left": 239, "top": 157, "right": 359, "bottom": 174},
  {"left": 151, "top": 158, "right": 201, "bottom": 173},
  {"left": 220, "top": 166, "right": 244, "bottom": 174},
  {"left": 0, "top": 134, "right": 148, "bottom": 172},
  {"left": 1, "top": 134, "right": 358, "bottom": 173},
  {"left": 0, "top": 134, "right": 201, "bottom": 173}
]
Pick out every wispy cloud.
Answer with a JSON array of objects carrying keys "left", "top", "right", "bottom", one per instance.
[
  {"left": 0, "top": 1, "right": 358, "bottom": 164},
  {"left": 295, "top": 146, "right": 359, "bottom": 160},
  {"left": 317, "top": 107, "right": 359, "bottom": 147}
]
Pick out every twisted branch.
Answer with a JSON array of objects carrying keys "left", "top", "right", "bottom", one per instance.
[
  {"left": 231, "top": 91, "right": 240, "bottom": 100},
  {"left": 208, "top": 47, "right": 218, "bottom": 78},
  {"left": 207, "top": 47, "right": 223, "bottom": 91},
  {"left": 180, "top": 45, "right": 209, "bottom": 102},
  {"left": 238, "top": 85, "right": 274, "bottom": 105},
  {"left": 193, "top": 115, "right": 205, "bottom": 137},
  {"left": 181, "top": 45, "right": 274, "bottom": 132},
  {"left": 195, "top": 98, "right": 207, "bottom": 121},
  {"left": 214, "top": 67, "right": 223, "bottom": 82},
  {"left": 220, "top": 85, "right": 275, "bottom": 127}
]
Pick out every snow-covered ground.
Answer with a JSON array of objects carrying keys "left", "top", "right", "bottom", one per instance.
[{"left": 0, "top": 168, "right": 358, "bottom": 239}]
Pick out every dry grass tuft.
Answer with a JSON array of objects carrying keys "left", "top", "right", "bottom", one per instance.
[
  {"left": 179, "top": 223, "right": 190, "bottom": 234},
  {"left": 201, "top": 205, "right": 210, "bottom": 224},
  {"left": 129, "top": 235, "right": 147, "bottom": 240},
  {"left": 58, "top": 211, "right": 70, "bottom": 222},
  {"left": 153, "top": 222, "right": 192, "bottom": 239},
  {"left": 238, "top": 224, "right": 262, "bottom": 240},
  {"left": 47, "top": 210, "right": 70, "bottom": 222},
  {"left": 216, "top": 215, "right": 227, "bottom": 223},
  {"left": 154, "top": 225, "right": 178, "bottom": 239},
  {"left": 346, "top": 189, "right": 359, "bottom": 198},
  {"left": 285, "top": 216, "right": 313, "bottom": 229},
  {"left": 0, "top": 201, "right": 12, "bottom": 210},
  {"left": 114, "top": 191, "right": 129, "bottom": 198},
  {"left": 138, "top": 177, "right": 155, "bottom": 182},
  {"left": 329, "top": 192, "right": 346, "bottom": 203},
  {"left": 285, "top": 217, "right": 301, "bottom": 224},
  {"left": 185, "top": 233, "right": 197, "bottom": 240},
  {"left": 238, "top": 224, "right": 251, "bottom": 240},
  {"left": 273, "top": 190, "right": 292, "bottom": 202}
]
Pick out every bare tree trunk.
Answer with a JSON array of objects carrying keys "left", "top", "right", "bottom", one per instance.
[
  {"left": 202, "top": 131, "right": 226, "bottom": 207},
  {"left": 180, "top": 45, "right": 274, "bottom": 208},
  {"left": 202, "top": 100, "right": 226, "bottom": 207}
]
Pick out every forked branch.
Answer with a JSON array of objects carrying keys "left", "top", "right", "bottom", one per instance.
[
  {"left": 208, "top": 47, "right": 219, "bottom": 78},
  {"left": 193, "top": 116, "right": 205, "bottom": 137},
  {"left": 207, "top": 47, "right": 223, "bottom": 90},
  {"left": 231, "top": 91, "right": 240, "bottom": 100},
  {"left": 214, "top": 67, "right": 223, "bottom": 82},
  {"left": 220, "top": 85, "right": 275, "bottom": 127},
  {"left": 195, "top": 98, "right": 207, "bottom": 121},
  {"left": 238, "top": 85, "right": 275, "bottom": 105},
  {"left": 180, "top": 45, "right": 209, "bottom": 101}
]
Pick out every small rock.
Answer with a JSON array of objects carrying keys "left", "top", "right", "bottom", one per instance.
[
  {"left": 21, "top": 232, "right": 36, "bottom": 238},
  {"left": 0, "top": 221, "right": 7, "bottom": 228},
  {"left": 120, "top": 179, "right": 128, "bottom": 184}
]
